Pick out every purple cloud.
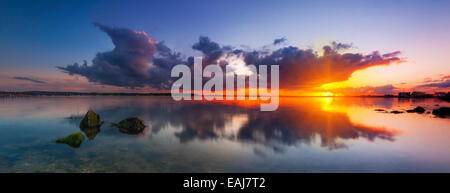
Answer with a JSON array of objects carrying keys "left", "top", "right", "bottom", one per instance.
[
  {"left": 58, "top": 24, "right": 403, "bottom": 91},
  {"left": 13, "top": 76, "right": 47, "bottom": 84},
  {"left": 58, "top": 23, "right": 184, "bottom": 89}
]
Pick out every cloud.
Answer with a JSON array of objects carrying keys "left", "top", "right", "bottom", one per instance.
[
  {"left": 13, "top": 76, "right": 46, "bottom": 84},
  {"left": 192, "top": 36, "right": 228, "bottom": 64},
  {"left": 416, "top": 79, "right": 450, "bottom": 89},
  {"left": 195, "top": 37, "right": 403, "bottom": 89},
  {"left": 58, "top": 24, "right": 404, "bottom": 91},
  {"left": 273, "top": 37, "right": 286, "bottom": 45},
  {"left": 58, "top": 23, "right": 184, "bottom": 89},
  {"left": 331, "top": 41, "right": 352, "bottom": 50},
  {"left": 423, "top": 77, "right": 433, "bottom": 83},
  {"left": 328, "top": 84, "right": 397, "bottom": 95},
  {"left": 441, "top": 74, "right": 450, "bottom": 80}
]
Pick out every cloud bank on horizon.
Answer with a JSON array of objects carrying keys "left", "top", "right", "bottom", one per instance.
[{"left": 58, "top": 23, "right": 405, "bottom": 94}]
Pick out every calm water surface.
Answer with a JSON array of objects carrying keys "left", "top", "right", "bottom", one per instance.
[{"left": 0, "top": 96, "right": 449, "bottom": 172}]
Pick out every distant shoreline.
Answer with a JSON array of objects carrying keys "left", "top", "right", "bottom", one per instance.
[
  {"left": 0, "top": 91, "right": 448, "bottom": 99},
  {"left": 0, "top": 91, "right": 172, "bottom": 97}
]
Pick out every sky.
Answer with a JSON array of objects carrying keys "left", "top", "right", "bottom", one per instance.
[{"left": 0, "top": 0, "right": 449, "bottom": 95}]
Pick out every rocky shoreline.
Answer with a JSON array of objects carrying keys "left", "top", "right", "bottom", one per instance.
[{"left": 375, "top": 106, "right": 450, "bottom": 118}]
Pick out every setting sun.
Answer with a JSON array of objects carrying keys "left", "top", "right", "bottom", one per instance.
[{"left": 321, "top": 92, "right": 334, "bottom": 97}]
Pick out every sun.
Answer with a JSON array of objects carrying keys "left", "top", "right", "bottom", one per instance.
[{"left": 321, "top": 92, "right": 334, "bottom": 97}]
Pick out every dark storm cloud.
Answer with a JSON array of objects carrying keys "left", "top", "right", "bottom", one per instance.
[
  {"left": 58, "top": 23, "right": 184, "bottom": 89},
  {"left": 273, "top": 37, "right": 286, "bottom": 45},
  {"left": 192, "top": 36, "right": 226, "bottom": 64},
  {"left": 58, "top": 24, "right": 403, "bottom": 90},
  {"left": 13, "top": 76, "right": 46, "bottom": 84},
  {"left": 191, "top": 37, "right": 402, "bottom": 89}
]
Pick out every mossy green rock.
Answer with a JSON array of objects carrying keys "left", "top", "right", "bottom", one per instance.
[
  {"left": 79, "top": 110, "right": 102, "bottom": 128},
  {"left": 56, "top": 132, "right": 84, "bottom": 148},
  {"left": 117, "top": 117, "right": 146, "bottom": 135}
]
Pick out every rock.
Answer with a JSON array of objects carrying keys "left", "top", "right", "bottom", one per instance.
[
  {"left": 374, "top": 109, "right": 385, "bottom": 112},
  {"left": 80, "top": 126, "right": 100, "bottom": 140},
  {"left": 79, "top": 110, "right": 103, "bottom": 140},
  {"left": 56, "top": 132, "right": 84, "bottom": 148},
  {"left": 116, "top": 117, "right": 146, "bottom": 135},
  {"left": 439, "top": 96, "right": 450, "bottom": 102},
  {"left": 406, "top": 106, "right": 426, "bottom": 114},
  {"left": 79, "top": 110, "right": 103, "bottom": 129},
  {"left": 390, "top": 110, "right": 404, "bottom": 114},
  {"left": 432, "top": 107, "right": 450, "bottom": 118}
]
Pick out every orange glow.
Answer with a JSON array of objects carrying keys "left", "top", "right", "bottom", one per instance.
[{"left": 321, "top": 92, "right": 334, "bottom": 97}]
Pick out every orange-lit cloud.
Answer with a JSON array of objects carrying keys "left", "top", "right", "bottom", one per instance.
[{"left": 52, "top": 24, "right": 406, "bottom": 95}]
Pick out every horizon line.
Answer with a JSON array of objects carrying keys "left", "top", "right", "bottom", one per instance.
[{"left": 1, "top": 90, "right": 447, "bottom": 98}]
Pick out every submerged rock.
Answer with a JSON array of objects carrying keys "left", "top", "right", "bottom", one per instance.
[
  {"left": 432, "top": 107, "right": 450, "bottom": 118},
  {"left": 56, "top": 132, "right": 84, "bottom": 148},
  {"left": 79, "top": 110, "right": 103, "bottom": 140},
  {"left": 406, "top": 106, "right": 426, "bottom": 114},
  {"left": 115, "top": 117, "right": 146, "bottom": 135},
  {"left": 80, "top": 126, "right": 100, "bottom": 140},
  {"left": 390, "top": 110, "right": 404, "bottom": 114},
  {"left": 79, "top": 110, "right": 103, "bottom": 128}
]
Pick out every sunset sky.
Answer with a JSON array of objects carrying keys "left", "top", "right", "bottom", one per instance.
[{"left": 0, "top": 0, "right": 449, "bottom": 96}]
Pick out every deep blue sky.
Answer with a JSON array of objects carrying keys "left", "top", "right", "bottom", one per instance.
[{"left": 0, "top": 0, "right": 449, "bottom": 91}]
